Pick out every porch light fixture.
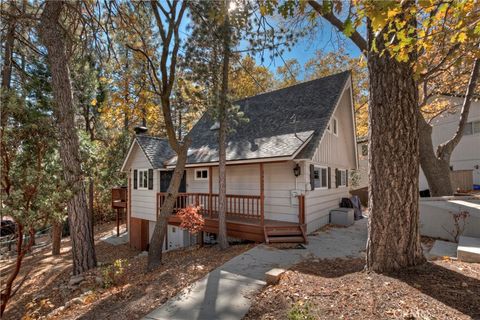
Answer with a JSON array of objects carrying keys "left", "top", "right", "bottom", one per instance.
[{"left": 293, "top": 163, "right": 301, "bottom": 177}]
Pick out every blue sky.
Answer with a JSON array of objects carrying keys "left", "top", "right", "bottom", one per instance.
[{"left": 248, "top": 24, "right": 362, "bottom": 80}]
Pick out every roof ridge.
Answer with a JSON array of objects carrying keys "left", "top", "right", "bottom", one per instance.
[
  {"left": 234, "top": 70, "right": 351, "bottom": 104},
  {"left": 136, "top": 135, "right": 168, "bottom": 141}
]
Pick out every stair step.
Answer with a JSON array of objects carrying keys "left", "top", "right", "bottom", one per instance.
[
  {"left": 268, "top": 236, "right": 305, "bottom": 243},
  {"left": 458, "top": 236, "right": 480, "bottom": 263},
  {"left": 266, "top": 229, "right": 303, "bottom": 236}
]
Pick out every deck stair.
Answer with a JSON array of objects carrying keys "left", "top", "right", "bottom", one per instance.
[{"left": 264, "top": 225, "right": 307, "bottom": 244}]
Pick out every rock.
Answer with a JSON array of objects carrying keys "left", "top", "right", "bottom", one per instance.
[
  {"left": 461, "top": 282, "right": 468, "bottom": 288},
  {"left": 81, "top": 290, "right": 93, "bottom": 297},
  {"left": 72, "top": 297, "right": 84, "bottom": 305},
  {"left": 137, "top": 251, "right": 148, "bottom": 257},
  {"left": 69, "top": 275, "right": 85, "bottom": 286},
  {"left": 265, "top": 268, "right": 286, "bottom": 285},
  {"left": 95, "top": 276, "right": 103, "bottom": 286}
]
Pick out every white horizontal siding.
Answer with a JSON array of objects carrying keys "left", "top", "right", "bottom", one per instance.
[
  {"left": 185, "top": 162, "right": 301, "bottom": 222},
  {"left": 128, "top": 144, "right": 158, "bottom": 221},
  {"left": 311, "top": 88, "right": 357, "bottom": 169}
]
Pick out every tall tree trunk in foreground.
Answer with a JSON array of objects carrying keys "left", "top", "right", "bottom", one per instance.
[
  {"left": 217, "top": 0, "right": 231, "bottom": 250},
  {"left": 51, "top": 221, "right": 62, "bottom": 256},
  {"left": 366, "top": 20, "right": 424, "bottom": 272},
  {"left": 145, "top": 0, "right": 188, "bottom": 270},
  {"left": 0, "top": 225, "right": 35, "bottom": 316},
  {"left": 148, "top": 143, "right": 188, "bottom": 268},
  {"left": 419, "top": 58, "right": 480, "bottom": 196},
  {"left": 39, "top": 0, "right": 96, "bottom": 275}
]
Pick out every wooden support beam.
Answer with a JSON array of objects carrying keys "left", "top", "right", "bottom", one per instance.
[
  {"left": 208, "top": 166, "right": 213, "bottom": 218},
  {"left": 260, "top": 163, "right": 264, "bottom": 226}
]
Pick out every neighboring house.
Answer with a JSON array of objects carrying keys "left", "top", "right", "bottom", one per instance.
[
  {"left": 356, "top": 94, "right": 480, "bottom": 192},
  {"left": 355, "top": 136, "right": 368, "bottom": 189},
  {"left": 419, "top": 94, "right": 480, "bottom": 191},
  {"left": 118, "top": 71, "right": 358, "bottom": 251}
]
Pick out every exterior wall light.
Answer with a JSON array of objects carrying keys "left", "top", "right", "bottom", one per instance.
[{"left": 293, "top": 163, "right": 301, "bottom": 177}]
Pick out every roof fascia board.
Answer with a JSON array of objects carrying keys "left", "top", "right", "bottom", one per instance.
[
  {"left": 165, "top": 134, "right": 314, "bottom": 169},
  {"left": 349, "top": 76, "right": 360, "bottom": 170},
  {"left": 120, "top": 138, "right": 155, "bottom": 172},
  {"left": 120, "top": 139, "right": 138, "bottom": 172}
]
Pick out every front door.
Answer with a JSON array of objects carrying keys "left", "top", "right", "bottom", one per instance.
[{"left": 160, "top": 170, "right": 186, "bottom": 193}]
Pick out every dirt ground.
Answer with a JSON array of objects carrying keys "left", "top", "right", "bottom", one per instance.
[
  {"left": 1, "top": 221, "right": 253, "bottom": 320},
  {"left": 244, "top": 257, "right": 480, "bottom": 320}
]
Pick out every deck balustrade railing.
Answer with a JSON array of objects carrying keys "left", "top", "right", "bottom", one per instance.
[{"left": 157, "top": 192, "right": 263, "bottom": 221}]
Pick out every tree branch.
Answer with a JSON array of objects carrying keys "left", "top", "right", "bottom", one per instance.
[
  {"left": 437, "top": 57, "right": 480, "bottom": 160},
  {"left": 307, "top": 0, "right": 368, "bottom": 54}
]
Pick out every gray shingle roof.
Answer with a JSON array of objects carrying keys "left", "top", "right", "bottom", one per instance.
[
  {"left": 135, "top": 71, "right": 350, "bottom": 168},
  {"left": 135, "top": 135, "right": 176, "bottom": 168}
]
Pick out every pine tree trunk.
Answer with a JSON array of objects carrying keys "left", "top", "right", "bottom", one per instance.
[
  {"left": 419, "top": 116, "right": 453, "bottom": 196},
  {"left": 39, "top": 1, "right": 96, "bottom": 275},
  {"left": 217, "top": 0, "right": 230, "bottom": 250},
  {"left": 51, "top": 221, "right": 62, "bottom": 256},
  {"left": 365, "top": 20, "right": 424, "bottom": 273},
  {"left": 148, "top": 146, "right": 188, "bottom": 270}
]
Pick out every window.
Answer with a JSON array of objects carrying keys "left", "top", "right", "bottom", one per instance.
[
  {"left": 333, "top": 117, "right": 338, "bottom": 136},
  {"left": 339, "top": 169, "right": 347, "bottom": 187},
  {"left": 361, "top": 143, "right": 368, "bottom": 156},
  {"left": 138, "top": 169, "right": 148, "bottom": 190},
  {"left": 195, "top": 168, "right": 209, "bottom": 181},
  {"left": 313, "top": 166, "right": 328, "bottom": 189},
  {"left": 464, "top": 120, "right": 480, "bottom": 135}
]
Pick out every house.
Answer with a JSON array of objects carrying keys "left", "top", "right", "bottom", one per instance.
[
  {"left": 118, "top": 71, "right": 358, "bottom": 251},
  {"left": 419, "top": 94, "right": 480, "bottom": 191},
  {"left": 356, "top": 94, "right": 480, "bottom": 193}
]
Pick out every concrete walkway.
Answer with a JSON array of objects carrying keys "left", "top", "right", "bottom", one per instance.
[{"left": 143, "top": 219, "right": 368, "bottom": 320}]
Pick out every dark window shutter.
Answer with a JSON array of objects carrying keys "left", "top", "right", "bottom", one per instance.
[
  {"left": 309, "top": 164, "right": 315, "bottom": 191},
  {"left": 335, "top": 168, "right": 339, "bottom": 188},
  {"left": 148, "top": 169, "right": 154, "bottom": 190},
  {"left": 328, "top": 167, "right": 331, "bottom": 189},
  {"left": 133, "top": 169, "right": 138, "bottom": 189},
  {"left": 346, "top": 170, "right": 349, "bottom": 187}
]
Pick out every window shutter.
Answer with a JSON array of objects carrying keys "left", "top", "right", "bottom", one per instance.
[
  {"left": 309, "top": 164, "right": 315, "bottom": 191},
  {"left": 346, "top": 170, "right": 349, "bottom": 187},
  {"left": 133, "top": 170, "right": 138, "bottom": 189},
  {"left": 335, "top": 168, "right": 339, "bottom": 188},
  {"left": 328, "top": 167, "right": 331, "bottom": 189},
  {"left": 148, "top": 169, "right": 154, "bottom": 190}
]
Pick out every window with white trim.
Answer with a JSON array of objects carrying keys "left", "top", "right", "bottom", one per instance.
[
  {"left": 194, "top": 168, "right": 209, "bottom": 181},
  {"left": 464, "top": 120, "right": 480, "bottom": 135},
  {"left": 333, "top": 117, "right": 338, "bottom": 136},
  {"left": 138, "top": 169, "right": 148, "bottom": 190},
  {"left": 313, "top": 166, "right": 328, "bottom": 189},
  {"left": 339, "top": 169, "right": 347, "bottom": 187}
]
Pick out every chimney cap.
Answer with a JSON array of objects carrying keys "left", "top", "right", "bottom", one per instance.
[{"left": 134, "top": 126, "right": 148, "bottom": 135}]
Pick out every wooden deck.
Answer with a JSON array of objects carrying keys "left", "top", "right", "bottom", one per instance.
[{"left": 160, "top": 192, "right": 307, "bottom": 243}]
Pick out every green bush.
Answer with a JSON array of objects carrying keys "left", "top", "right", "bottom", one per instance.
[{"left": 287, "top": 302, "right": 315, "bottom": 320}]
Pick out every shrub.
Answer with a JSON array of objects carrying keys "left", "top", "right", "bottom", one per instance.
[
  {"left": 178, "top": 206, "right": 205, "bottom": 234},
  {"left": 101, "top": 259, "right": 128, "bottom": 288},
  {"left": 287, "top": 301, "right": 315, "bottom": 320}
]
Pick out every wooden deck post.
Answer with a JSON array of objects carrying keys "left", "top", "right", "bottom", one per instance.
[
  {"left": 260, "top": 163, "right": 264, "bottom": 226},
  {"left": 208, "top": 166, "right": 213, "bottom": 218},
  {"left": 298, "top": 195, "right": 305, "bottom": 225}
]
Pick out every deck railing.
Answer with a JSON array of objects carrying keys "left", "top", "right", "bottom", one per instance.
[
  {"left": 157, "top": 192, "right": 263, "bottom": 221},
  {"left": 111, "top": 187, "right": 128, "bottom": 208}
]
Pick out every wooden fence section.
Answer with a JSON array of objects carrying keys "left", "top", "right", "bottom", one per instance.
[
  {"left": 451, "top": 170, "right": 473, "bottom": 191},
  {"left": 157, "top": 192, "right": 262, "bottom": 221}
]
